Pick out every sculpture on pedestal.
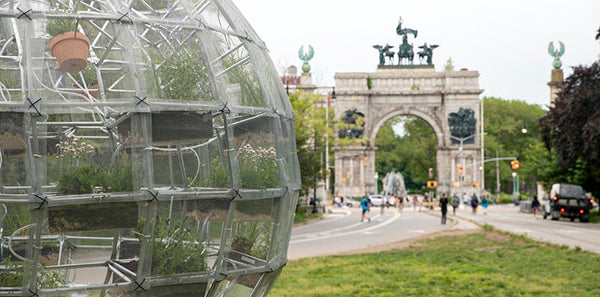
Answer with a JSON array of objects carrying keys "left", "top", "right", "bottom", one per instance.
[
  {"left": 548, "top": 41, "right": 565, "bottom": 69},
  {"left": 373, "top": 44, "right": 395, "bottom": 66},
  {"left": 298, "top": 45, "right": 315, "bottom": 73},
  {"left": 448, "top": 108, "right": 477, "bottom": 144},
  {"left": 372, "top": 17, "right": 438, "bottom": 67},
  {"left": 417, "top": 43, "right": 438, "bottom": 65},
  {"left": 396, "top": 17, "right": 417, "bottom": 65}
]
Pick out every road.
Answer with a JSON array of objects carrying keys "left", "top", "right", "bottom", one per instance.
[
  {"left": 288, "top": 203, "right": 600, "bottom": 260},
  {"left": 287, "top": 206, "right": 474, "bottom": 260},
  {"left": 456, "top": 203, "right": 600, "bottom": 253}
]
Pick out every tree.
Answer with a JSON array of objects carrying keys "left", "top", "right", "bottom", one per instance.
[
  {"left": 482, "top": 97, "right": 546, "bottom": 194},
  {"left": 540, "top": 61, "right": 600, "bottom": 196},
  {"left": 444, "top": 57, "right": 455, "bottom": 71},
  {"left": 288, "top": 91, "right": 333, "bottom": 197}
]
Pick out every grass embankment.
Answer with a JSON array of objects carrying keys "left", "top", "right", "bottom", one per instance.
[
  {"left": 294, "top": 206, "right": 322, "bottom": 225},
  {"left": 271, "top": 227, "right": 600, "bottom": 297}
]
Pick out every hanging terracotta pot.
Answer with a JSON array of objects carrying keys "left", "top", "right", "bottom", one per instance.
[{"left": 50, "top": 31, "right": 90, "bottom": 73}]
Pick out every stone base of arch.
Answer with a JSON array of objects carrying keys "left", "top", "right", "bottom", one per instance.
[{"left": 334, "top": 146, "right": 375, "bottom": 198}]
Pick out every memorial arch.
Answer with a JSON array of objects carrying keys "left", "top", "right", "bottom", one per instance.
[{"left": 334, "top": 68, "right": 484, "bottom": 197}]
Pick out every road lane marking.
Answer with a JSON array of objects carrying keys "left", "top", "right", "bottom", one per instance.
[{"left": 290, "top": 214, "right": 401, "bottom": 244}]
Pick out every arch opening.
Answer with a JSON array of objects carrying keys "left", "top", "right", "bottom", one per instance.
[{"left": 373, "top": 115, "right": 437, "bottom": 196}]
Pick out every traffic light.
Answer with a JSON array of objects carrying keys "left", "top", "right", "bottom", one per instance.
[
  {"left": 473, "top": 183, "right": 479, "bottom": 189},
  {"left": 511, "top": 160, "right": 520, "bottom": 170},
  {"left": 458, "top": 166, "right": 463, "bottom": 174},
  {"left": 427, "top": 180, "right": 438, "bottom": 189}
]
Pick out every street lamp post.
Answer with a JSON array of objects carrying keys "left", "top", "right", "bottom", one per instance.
[
  {"left": 374, "top": 172, "right": 379, "bottom": 194},
  {"left": 312, "top": 133, "right": 318, "bottom": 214},
  {"left": 512, "top": 171, "right": 518, "bottom": 196}
]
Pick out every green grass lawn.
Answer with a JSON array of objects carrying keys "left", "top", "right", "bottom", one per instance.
[{"left": 271, "top": 228, "right": 600, "bottom": 297}]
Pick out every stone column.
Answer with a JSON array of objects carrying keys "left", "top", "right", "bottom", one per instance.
[{"left": 547, "top": 69, "right": 563, "bottom": 108}]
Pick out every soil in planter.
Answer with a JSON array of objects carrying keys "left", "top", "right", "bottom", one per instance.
[
  {"left": 143, "top": 283, "right": 207, "bottom": 297},
  {"left": 47, "top": 202, "right": 138, "bottom": 233}
]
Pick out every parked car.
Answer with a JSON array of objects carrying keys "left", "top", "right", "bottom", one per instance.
[
  {"left": 542, "top": 183, "right": 594, "bottom": 222},
  {"left": 368, "top": 194, "right": 385, "bottom": 206}
]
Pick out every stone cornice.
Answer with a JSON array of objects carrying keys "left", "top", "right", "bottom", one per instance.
[
  {"left": 335, "top": 70, "right": 480, "bottom": 79},
  {"left": 337, "top": 89, "right": 484, "bottom": 96}
]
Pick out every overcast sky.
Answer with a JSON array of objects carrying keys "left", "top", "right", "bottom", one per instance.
[{"left": 233, "top": 0, "right": 600, "bottom": 108}]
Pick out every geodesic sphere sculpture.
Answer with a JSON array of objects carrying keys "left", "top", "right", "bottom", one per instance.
[{"left": 0, "top": 1, "right": 300, "bottom": 296}]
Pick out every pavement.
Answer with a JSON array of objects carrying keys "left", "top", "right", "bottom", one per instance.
[
  {"left": 449, "top": 203, "right": 600, "bottom": 253},
  {"left": 319, "top": 202, "right": 600, "bottom": 254}
]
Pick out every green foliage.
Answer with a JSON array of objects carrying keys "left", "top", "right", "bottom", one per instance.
[
  {"left": 39, "top": 270, "right": 66, "bottom": 289},
  {"left": 188, "top": 145, "right": 278, "bottom": 189},
  {"left": 189, "top": 158, "right": 229, "bottom": 188},
  {"left": 375, "top": 116, "right": 436, "bottom": 192},
  {"left": 57, "top": 165, "right": 133, "bottom": 195},
  {"left": 293, "top": 205, "right": 322, "bottom": 224},
  {"left": 71, "top": 63, "right": 97, "bottom": 87},
  {"left": 289, "top": 92, "right": 334, "bottom": 196},
  {"left": 136, "top": 217, "right": 208, "bottom": 275},
  {"left": 2, "top": 204, "right": 29, "bottom": 235},
  {"left": 444, "top": 57, "right": 455, "bottom": 71},
  {"left": 271, "top": 231, "right": 600, "bottom": 296},
  {"left": 0, "top": 258, "right": 23, "bottom": 287},
  {"left": 231, "top": 221, "right": 271, "bottom": 259},
  {"left": 366, "top": 76, "right": 372, "bottom": 89},
  {"left": 56, "top": 166, "right": 98, "bottom": 194},
  {"left": 238, "top": 145, "right": 279, "bottom": 189},
  {"left": 223, "top": 58, "right": 264, "bottom": 107},
  {"left": 47, "top": 18, "right": 78, "bottom": 37},
  {"left": 0, "top": 259, "right": 66, "bottom": 289},
  {"left": 155, "top": 49, "right": 214, "bottom": 101}
]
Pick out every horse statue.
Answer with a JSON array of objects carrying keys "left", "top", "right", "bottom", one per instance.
[
  {"left": 398, "top": 35, "right": 414, "bottom": 65},
  {"left": 396, "top": 17, "right": 417, "bottom": 65},
  {"left": 417, "top": 43, "right": 439, "bottom": 65},
  {"left": 373, "top": 44, "right": 395, "bottom": 66}
]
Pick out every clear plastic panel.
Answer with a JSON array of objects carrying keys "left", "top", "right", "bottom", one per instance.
[
  {"left": 135, "top": 21, "right": 217, "bottom": 103},
  {"left": 226, "top": 198, "right": 277, "bottom": 270},
  {"left": 229, "top": 113, "right": 279, "bottom": 189},
  {"left": 220, "top": 57, "right": 267, "bottom": 109},
  {"left": 37, "top": 113, "right": 135, "bottom": 195},
  {"left": 0, "top": 112, "right": 27, "bottom": 190},
  {"left": 0, "top": 30, "right": 22, "bottom": 102},
  {"left": 149, "top": 198, "right": 228, "bottom": 276},
  {"left": 212, "top": 273, "right": 263, "bottom": 297},
  {"left": 40, "top": 202, "right": 139, "bottom": 287},
  {"left": 149, "top": 111, "right": 216, "bottom": 189},
  {"left": 250, "top": 267, "right": 283, "bottom": 297}
]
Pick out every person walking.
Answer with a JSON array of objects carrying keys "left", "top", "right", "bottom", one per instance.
[
  {"left": 360, "top": 195, "right": 371, "bottom": 222},
  {"left": 412, "top": 195, "right": 418, "bottom": 211},
  {"left": 531, "top": 196, "right": 540, "bottom": 219},
  {"left": 451, "top": 193, "right": 459, "bottom": 215},
  {"left": 471, "top": 194, "right": 479, "bottom": 214},
  {"left": 439, "top": 193, "right": 449, "bottom": 224},
  {"left": 398, "top": 195, "right": 404, "bottom": 212},
  {"left": 481, "top": 195, "right": 489, "bottom": 215}
]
